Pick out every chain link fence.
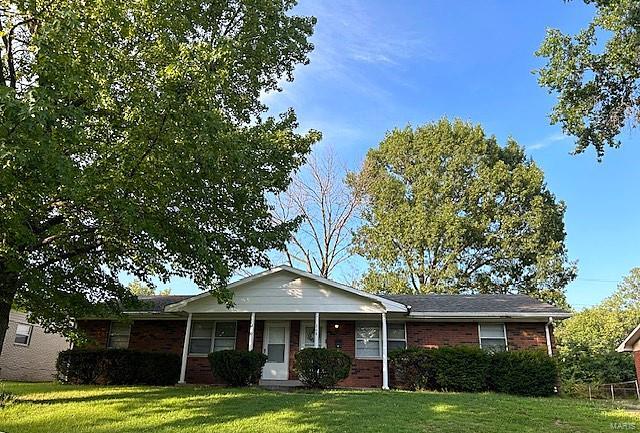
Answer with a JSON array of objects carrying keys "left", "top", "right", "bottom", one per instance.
[{"left": 587, "top": 380, "right": 640, "bottom": 401}]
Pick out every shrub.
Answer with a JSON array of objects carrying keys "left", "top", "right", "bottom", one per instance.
[
  {"left": 432, "top": 346, "right": 490, "bottom": 392},
  {"left": 56, "top": 349, "right": 181, "bottom": 385},
  {"left": 208, "top": 350, "right": 267, "bottom": 386},
  {"left": 390, "top": 348, "right": 436, "bottom": 390},
  {"left": 490, "top": 349, "right": 558, "bottom": 396},
  {"left": 294, "top": 348, "right": 352, "bottom": 388}
]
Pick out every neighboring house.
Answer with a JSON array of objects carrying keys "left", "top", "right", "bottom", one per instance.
[
  {"left": 0, "top": 310, "right": 70, "bottom": 381},
  {"left": 617, "top": 324, "right": 640, "bottom": 385},
  {"left": 77, "top": 266, "right": 570, "bottom": 389}
]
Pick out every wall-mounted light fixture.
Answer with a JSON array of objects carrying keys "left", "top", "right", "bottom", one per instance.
[{"left": 334, "top": 323, "right": 340, "bottom": 329}]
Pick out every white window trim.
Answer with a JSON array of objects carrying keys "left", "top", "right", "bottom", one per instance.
[
  {"left": 299, "top": 321, "right": 327, "bottom": 349},
  {"left": 387, "top": 322, "right": 407, "bottom": 351},
  {"left": 14, "top": 323, "right": 33, "bottom": 347},
  {"left": 355, "top": 321, "right": 406, "bottom": 359},
  {"left": 107, "top": 321, "right": 131, "bottom": 349},
  {"left": 188, "top": 320, "right": 237, "bottom": 356},
  {"left": 478, "top": 322, "right": 508, "bottom": 351}
]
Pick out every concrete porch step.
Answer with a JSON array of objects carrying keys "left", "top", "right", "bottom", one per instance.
[{"left": 258, "top": 379, "right": 304, "bottom": 391}]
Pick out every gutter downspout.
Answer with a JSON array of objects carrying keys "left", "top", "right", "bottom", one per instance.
[{"left": 545, "top": 316, "right": 554, "bottom": 356}]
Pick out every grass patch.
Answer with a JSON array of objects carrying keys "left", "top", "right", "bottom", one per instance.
[{"left": 0, "top": 382, "right": 638, "bottom": 433}]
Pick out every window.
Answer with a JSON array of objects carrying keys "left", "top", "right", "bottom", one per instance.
[
  {"left": 188, "top": 321, "right": 237, "bottom": 355},
  {"left": 355, "top": 322, "right": 406, "bottom": 358},
  {"left": 479, "top": 323, "right": 507, "bottom": 352},
  {"left": 14, "top": 323, "right": 33, "bottom": 346},
  {"left": 108, "top": 321, "right": 131, "bottom": 349},
  {"left": 300, "top": 322, "right": 326, "bottom": 349},
  {"left": 387, "top": 323, "right": 407, "bottom": 351}
]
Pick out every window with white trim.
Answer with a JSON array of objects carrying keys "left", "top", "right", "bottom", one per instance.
[
  {"left": 387, "top": 323, "right": 407, "bottom": 351},
  {"left": 479, "top": 323, "right": 507, "bottom": 352},
  {"left": 108, "top": 321, "right": 131, "bottom": 349},
  {"left": 300, "top": 322, "right": 326, "bottom": 349},
  {"left": 188, "top": 321, "right": 237, "bottom": 355},
  {"left": 14, "top": 323, "right": 33, "bottom": 346},
  {"left": 355, "top": 322, "right": 407, "bottom": 358}
]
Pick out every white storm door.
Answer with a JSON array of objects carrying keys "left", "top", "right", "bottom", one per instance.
[{"left": 262, "top": 321, "right": 289, "bottom": 380}]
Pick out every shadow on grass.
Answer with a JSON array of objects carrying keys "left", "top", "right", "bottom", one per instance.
[{"left": 2, "top": 384, "right": 639, "bottom": 433}]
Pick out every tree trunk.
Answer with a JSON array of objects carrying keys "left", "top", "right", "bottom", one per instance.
[{"left": 0, "top": 260, "right": 19, "bottom": 360}]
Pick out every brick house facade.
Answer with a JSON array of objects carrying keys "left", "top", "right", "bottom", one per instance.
[
  {"left": 77, "top": 266, "right": 569, "bottom": 388},
  {"left": 617, "top": 324, "right": 640, "bottom": 386}
]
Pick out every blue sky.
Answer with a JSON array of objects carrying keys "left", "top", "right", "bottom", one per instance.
[{"left": 152, "top": 0, "right": 640, "bottom": 309}]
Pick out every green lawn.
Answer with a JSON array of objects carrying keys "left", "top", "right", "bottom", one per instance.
[{"left": 0, "top": 382, "right": 638, "bottom": 433}]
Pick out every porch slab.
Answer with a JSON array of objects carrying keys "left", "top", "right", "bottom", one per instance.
[{"left": 258, "top": 379, "right": 304, "bottom": 391}]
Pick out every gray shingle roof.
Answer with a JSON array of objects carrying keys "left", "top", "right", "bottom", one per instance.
[
  {"left": 380, "top": 294, "right": 568, "bottom": 315},
  {"left": 130, "top": 295, "right": 194, "bottom": 312}
]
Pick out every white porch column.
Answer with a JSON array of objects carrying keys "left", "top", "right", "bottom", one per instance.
[
  {"left": 545, "top": 316, "right": 554, "bottom": 356},
  {"left": 314, "top": 312, "right": 320, "bottom": 348},
  {"left": 248, "top": 312, "right": 256, "bottom": 351},
  {"left": 381, "top": 312, "right": 389, "bottom": 390},
  {"left": 179, "top": 312, "right": 193, "bottom": 384}
]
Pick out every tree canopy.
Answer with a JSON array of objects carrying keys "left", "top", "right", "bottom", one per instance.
[
  {"left": 0, "top": 0, "right": 318, "bottom": 347},
  {"left": 536, "top": 0, "right": 640, "bottom": 158},
  {"left": 555, "top": 267, "right": 640, "bottom": 383},
  {"left": 127, "top": 280, "right": 171, "bottom": 297},
  {"left": 351, "top": 119, "right": 576, "bottom": 306}
]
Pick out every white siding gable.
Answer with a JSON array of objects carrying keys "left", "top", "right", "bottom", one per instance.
[{"left": 178, "top": 271, "right": 388, "bottom": 314}]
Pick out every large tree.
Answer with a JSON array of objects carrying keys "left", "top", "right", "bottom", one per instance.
[
  {"left": 0, "top": 0, "right": 318, "bottom": 351},
  {"left": 536, "top": 0, "right": 640, "bottom": 158},
  {"left": 351, "top": 119, "right": 576, "bottom": 306},
  {"left": 273, "top": 148, "right": 363, "bottom": 278}
]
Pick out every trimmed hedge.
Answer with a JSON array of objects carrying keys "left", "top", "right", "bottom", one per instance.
[
  {"left": 491, "top": 349, "right": 558, "bottom": 396},
  {"left": 389, "top": 348, "right": 436, "bottom": 390},
  {"left": 208, "top": 350, "right": 267, "bottom": 386},
  {"left": 56, "top": 349, "right": 180, "bottom": 385},
  {"left": 390, "top": 346, "right": 559, "bottom": 396},
  {"left": 294, "top": 348, "right": 352, "bottom": 388},
  {"left": 433, "top": 346, "right": 490, "bottom": 392}
]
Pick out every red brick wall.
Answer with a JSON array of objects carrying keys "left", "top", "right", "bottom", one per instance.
[
  {"left": 505, "top": 322, "right": 548, "bottom": 351},
  {"left": 128, "top": 320, "right": 186, "bottom": 354},
  {"left": 326, "top": 320, "right": 382, "bottom": 388},
  {"left": 634, "top": 351, "right": 640, "bottom": 385},
  {"left": 77, "top": 320, "right": 110, "bottom": 348},
  {"left": 406, "top": 322, "right": 479, "bottom": 348}
]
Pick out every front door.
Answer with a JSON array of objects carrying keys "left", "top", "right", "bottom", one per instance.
[{"left": 261, "top": 321, "right": 289, "bottom": 380}]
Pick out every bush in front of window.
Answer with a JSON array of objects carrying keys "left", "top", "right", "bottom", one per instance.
[
  {"left": 490, "top": 348, "right": 558, "bottom": 397},
  {"left": 208, "top": 350, "right": 268, "bottom": 386},
  {"left": 432, "top": 346, "right": 491, "bottom": 392},
  {"left": 389, "top": 347, "right": 436, "bottom": 390},
  {"left": 56, "top": 349, "right": 181, "bottom": 385},
  {"left": 294, "top": 348, "right": 352, "bottom": 388}
]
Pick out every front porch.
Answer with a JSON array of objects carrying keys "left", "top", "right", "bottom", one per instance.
[{"left": 177, "top": 314, "right": 399, "bottom": 389}]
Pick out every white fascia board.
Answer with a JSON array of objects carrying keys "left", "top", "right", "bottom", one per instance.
[
  {"left": 616, "top": 324, "right": 640, "bottom": 352},
  {"left": 408, "top": 311, "right": 571, "bottom": 320}
]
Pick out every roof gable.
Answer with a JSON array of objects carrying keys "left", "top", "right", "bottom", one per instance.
[{"left": 164, "top": 266, "right": 407, "bottom": 314}]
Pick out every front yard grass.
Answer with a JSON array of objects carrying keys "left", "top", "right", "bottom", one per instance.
[{"left": 0, "top": 381, "right": 638, "bottom": 433}]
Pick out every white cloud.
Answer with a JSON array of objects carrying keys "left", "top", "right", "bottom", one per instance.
[{"left": 526, "top": 132, "right": 571, "bottom": 151}]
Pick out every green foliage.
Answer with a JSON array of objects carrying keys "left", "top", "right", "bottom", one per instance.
[
  {"left": 56, "top": 349, "right": 181, "bottom": 385},
  {"left": 294, "top": 348, "right": 352, "bottom": 388},
  {"left": 208, "top": 350, "right": 267, "bottom": 386},
  {"left": 127, "top": 280, "right": 172, "bottom": 296},
  {"left": 536, "top": 0, "right": 640, "bottom": 157},
  {"left": 389, "top": 347, "right": 436, "bottom": 390},
  {"left": 390, "top": 346, "right": 491, "bottom": 392},
  {"left": 391, "top": 346, "right": 559, "bottom": 396},
  {"left": 351, "top": 118, "right": 575, "bottom": 306},
  {"left": 433, "top": 346, "right": 491, "bottom": 392},
  {"left": 0, "top": 0, "right": 319, "bottom": 342},
  {"left": 555, "top": 267, "right": 640, "bottom": 384},
  {"left": 491, "top": 349, "right": 558, "bottom": 397}
]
